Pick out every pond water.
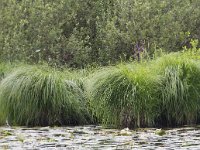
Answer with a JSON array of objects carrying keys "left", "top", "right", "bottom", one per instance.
[{"left": 0, "top": 125, "right": 200, "bottom": 149}]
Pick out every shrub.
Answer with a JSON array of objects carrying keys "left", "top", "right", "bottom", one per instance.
[{"left": 1, "top": 0, "right": 199, "bottom": 67}]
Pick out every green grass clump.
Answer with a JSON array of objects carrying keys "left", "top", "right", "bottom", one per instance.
[
  {"left": 86, "top": 63, "right": 159, "bottom": 128},
  {"left": 87, "top": 52, "right": 200, "bottom": 128},
  {"left": 0, "top": 62, "right": 14, "bottom": 80},
  {"left": 153, "top": 54, "right": 200, "bottom": 126},
  {"left": 0, "top": 66, "right": 91, "bottom": 126},
  {"left": 0, "top": 62, "right": 15, "bottom": 125},
  {"left": 1, "top": 51, "right": 200, "bottom": 128}
]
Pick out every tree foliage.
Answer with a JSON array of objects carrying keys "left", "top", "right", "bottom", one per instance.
[{"left": 0, "top": 0, "right": 199, "bottom": 67}]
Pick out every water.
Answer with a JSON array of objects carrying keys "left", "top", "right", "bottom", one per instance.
[{"left": 0, "top": 125, "right": 200, "bottom": 149}]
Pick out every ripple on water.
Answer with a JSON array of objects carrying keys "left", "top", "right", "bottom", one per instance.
[{"left": 0, "top": 126, "right": 200, "bottom": 149}]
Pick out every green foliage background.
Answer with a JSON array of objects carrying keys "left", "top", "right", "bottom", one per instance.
[{"left": 0, "top": 0, "right": 199, "bottom": 67}]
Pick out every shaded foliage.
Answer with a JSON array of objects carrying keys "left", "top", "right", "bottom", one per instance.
[{"left": 0, "top": 0, "right": 199, "bottom": 67}]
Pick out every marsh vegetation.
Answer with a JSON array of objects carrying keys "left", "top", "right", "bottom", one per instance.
[
  {"left": 0, "top": 41, "right": 199, "bottom": 129},
  {"left": 0, "top": 0, "right": 200, "bottom": 134}
]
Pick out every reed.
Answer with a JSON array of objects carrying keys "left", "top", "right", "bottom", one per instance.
[
  {"left": 0, "top": 66, "right": 91, "bottom": 126},
  {"left": 1, "top": 51, "right": 200, "bottom": 128},
  {"left": 153, "top": 54, "right": 200, "bottom": 126},
  {"left": 86, "top": 63, "right": 159, "bottom": 128},
  {"left": 87, "top": 52, "right": 200, "bottom": 128}
]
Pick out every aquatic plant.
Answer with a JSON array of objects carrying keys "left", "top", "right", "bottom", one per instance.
[
  {"left": 1, "top": 50, "right": 200, "bottom": 128},
  {"left": 155, "top": 129, "right": 166, "bottom": 136},
  {"left": 0, "top": 66, "right": 91, "bottom": 126},
  {"left": 87, "top": 52, "right": 200, "bottom": 128},
  {"left": 153, "top": 54, "right": 200, "bottom": 126},
  {"left": 86, "top": 63, "right": 159, "bottom": 128}
]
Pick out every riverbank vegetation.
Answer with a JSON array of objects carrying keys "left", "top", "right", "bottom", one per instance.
[
  {"left": 0, "top": 66, "right": 92, "bottom": 126},
  {"left": 87, "top": 41, "right": 200, "bottom": 128},
  {"left": 0, "top": 42, "right": 199, "bottom": 128},
  {"left": 0, "top": 0, "right": 200, "bottom": 128}
]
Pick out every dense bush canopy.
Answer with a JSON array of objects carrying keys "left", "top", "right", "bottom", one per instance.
[{"left": 0, "top": 0, "right": 199, "bottom": 67}]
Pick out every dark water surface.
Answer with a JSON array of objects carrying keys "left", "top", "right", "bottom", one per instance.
[{"left": 0, "top": 125, "right": 200, "bottom": 149}]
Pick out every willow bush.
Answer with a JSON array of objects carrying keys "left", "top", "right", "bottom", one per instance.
[
  {"left": 0, "top": 66, "right": 91, "bottom": 126},
  {"left": 0, "top": 0, "right": 199, "bottom": 67}
]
